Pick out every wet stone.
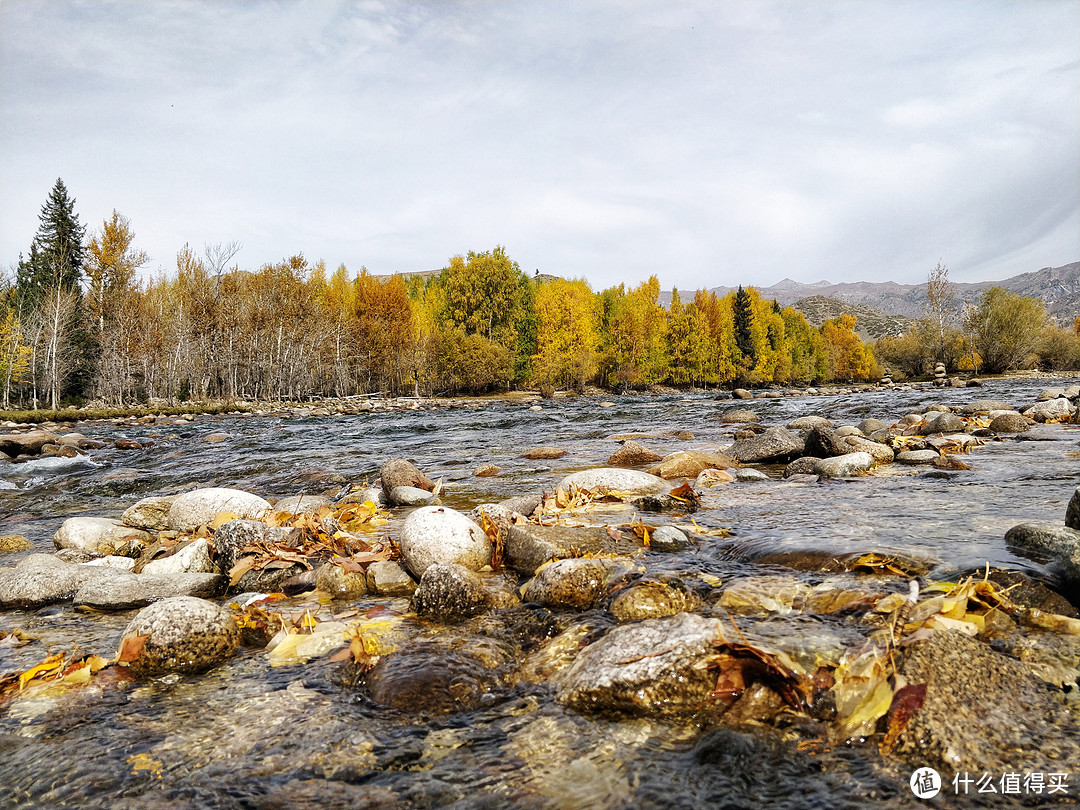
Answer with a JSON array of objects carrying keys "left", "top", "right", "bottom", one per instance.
[
  {"left": 988, "top": 412, "right": 1030, "bottom": 434},
  {"left": 728, "top": 426, "right": 805, "bottom": 464},
  {"left": 53, "top": 517, "right": 151, "bottom": 555},
  {"left": 498, "top": 493, "right": 543, "bottom": 517},
  {"left": 715, "top": 408, "right": 759, "bottom": 423},
  {"left": 1067, "top": 486, "right": 1080, "bottom": 532},
  {"left": 315, "top": 561, "right": 369, "bottom": 599},
  {"left": 649, "top": 525, "right": 694, "bottom": 552},
  {"left": 272, "top": 494, "right": 332, "bottom": 514},
  {"left": 117, "top": 596, "right": 240, "bottom": 679},
  {"left": 74, "top": 571, "right": 225, "bottom": 610},
  {"left": 412, "top": 562, "right": 491, "bottom": 622},
  {"left": 647, "top": 450, "right": 735, "bottom": 480},
  {"left": 121, "top": 495, "right": 177, "bottom": 531},
  {"left": 366, "top": 560, "right": 417, "bottom": 596},
  {"left": 522, "top": 446, "right": 566, "bottom": 460},
  {"left": 896, "top": 449, "right": 939, "bottom": 465},
  {"left": 522, "top": 558, "right": 613, "bottom": 610},
  {"left": 398, "top": 505, "right": 491, "bottom": 578},
  {"left": 0, "top": 534, "right": 32, "bottom": 553},
  {"left": 379, "top": 458, "right": 434, "bottom": 495},
  {"left": 734, "top": 468, "right": 770, "bottom": 482},
  {"left": 556, "top": 468, "right": 670, "bottom": 498},
  {"left": 505, "top": 524, "right": 630, "bottom": 576},
  {"left": 784, "top": 457, "right": 821, "bottom": 478},
  {"left": 168, "top": 487, "right": 271, "bottom": 532},
  {"left": 857, "top": 418, "right": 889, "bottom": 434},
  {"left": 607, "top": 440, "right": 663, "bottom": 466},
  {"left": 607, "top": 576, "right": 700, "bottom": 622},
  {"left": 0, "top": 554, "right": 111, "bottom": 608},
  {"left": 388, "top": 485, "right": 437, "bottom": 506},
  {"left": 1004, "top": 521, "right": 1080, "bottom": 601},
  {"left": 815, "top": 452, "right": 875, "bottom": 479}
]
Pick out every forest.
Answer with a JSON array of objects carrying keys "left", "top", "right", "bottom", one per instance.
[{"left": 2, "top": 180, "right": 1077, "bottom": 410}]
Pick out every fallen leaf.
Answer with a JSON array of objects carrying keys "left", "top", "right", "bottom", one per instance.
[
  {"left": 18, "top": 653, "right": 66, "bottom": 691},
  {"left": 116, "top": 633, "right": 149, "bottom": 665}
]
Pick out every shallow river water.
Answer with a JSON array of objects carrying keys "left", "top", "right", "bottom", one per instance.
[{"left": 1, "top": 377, "right": 1078, "bottom": 809}]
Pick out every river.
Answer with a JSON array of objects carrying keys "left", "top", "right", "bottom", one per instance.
[{"left": 1, "top": 376, "right": 1078, "bottom": 809}]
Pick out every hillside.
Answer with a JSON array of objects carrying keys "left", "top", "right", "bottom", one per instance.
[
  {"left": 661, "top": 260, "right": 1080, "bottom": 325},
  {"left": 790, "top": 296, "right": 911, "bottom": 341}
]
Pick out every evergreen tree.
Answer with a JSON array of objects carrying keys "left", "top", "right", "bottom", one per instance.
[
  {"left": 733, "top": 285, "right": 755, "bottom": 362},
  {"left": 18, "top": 178, "right": 86, "bottom": 306}
]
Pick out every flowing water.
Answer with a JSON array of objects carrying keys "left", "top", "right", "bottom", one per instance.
[{"left": 1, "top": 377, "right": 1078, "bottom": 809}]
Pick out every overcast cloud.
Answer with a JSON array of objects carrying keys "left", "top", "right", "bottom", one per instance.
[{"left": 1, "top": 0, "right": 1077, "bottom": 292}]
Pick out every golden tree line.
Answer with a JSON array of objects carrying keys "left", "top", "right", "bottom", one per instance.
[{"left": 1, "top": 218, "right": 883, "bottom": 407}]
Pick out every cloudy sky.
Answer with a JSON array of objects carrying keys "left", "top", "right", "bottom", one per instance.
[{"left": 1, "top": 1, "right": 1077, "bottom": 293}]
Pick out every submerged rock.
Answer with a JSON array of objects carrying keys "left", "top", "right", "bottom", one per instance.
[
  {"left": 0, "top": 429, "right": 61, "bottom": 457},
  {"left": 728, "top": 426, "right": 804, "bottom": 464},
  {"left": 314, "top": 561, "right": 369, "bottom": 599},
  {"left": 715, "top": 408, "right": 759, "bottom": 423},
  {"left": 607, "top": 576, "right": 700, "bottom": 622},
  {"left": 0, "top": 534, "right": 32, "bottom": 553},
  {"left": 74, "top": 571, "right": 224, "bottom": 610},
  {"left": 522, "top": 446, "right": 566, "bottom": 460},
  {"left": 505, "top": 524, "right": 633, "bottom": 576},
  {"left": 522, "top": 558, "right": 613, "bottom": 610},
  {"left": 117, "top": 596, "right": 240, "bottom": 679},
  {"left": 891, "top": 630, "right": 1080, "bottom": 773},
  {"left": 398, "top": 505, "right": 491, "bottom": 578},
  {"left": 816, "top": 452, "right": 875, "bottom": 479},
  {"left": 366, "top": 560, "right": 417, "bottom": 596},
  {"left": 557, "top": 612, "right": 722, "bottom": 717},
  {"left": 896, "top": 449, "right": 939, "bottom": 465},
  {"left": 168, "top": 487, "right": 271, "bottom": 532},
  {"left": 53, "top": 517, "right": 150, "bottom": 555},
  {"left": 649, "top": 525, "right": 694, "bottom": 552},
  {"left": 647, "top": 450, "right": 735, "bottom": 479},
  {"left": 412, "top": 562, "right": 492, "bottom": 621},
  {"left": 1005, "top": 521, "right": 1080, "bottom": 601}
]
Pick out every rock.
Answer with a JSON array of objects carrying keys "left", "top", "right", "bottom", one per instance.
[
  {"left": 0, "top": 534, "right": 32, "bottom": 553},
  {"left": 398, "top": 505, "right": 491, "bottom": 578},
  {"left": 522, "top": 446, "right": 567, "bottom": 460},
  {"left": 521, "top": 558, "right": 614, "bottom": 610},
  {"left": 141, "top": 538, "right": 215, "bottom": 577},
  {"left": 891, "top": 631, "right": 1080, "bottom": 774},
  {"left": 116, "top": 596, "right": 240, "bottom": 679},
  {"left": 786, "top": 416, "right": 833, "bottom": 430},
  {"left": 1024, "top": 397, "right": 1076, "bottom": 422},
  {"left": 896, "top": 449, "right": 940, "bottom": 465},
  {"left": 1036, "top": 387, "right": 1066, "bottom": 401},
  {"left": 113, "top": 438, "right": 143, "bottom": 450},
  {"left": 82, "top": 555, "right": 136, "bottom": 570},
  {"left": 728, "top": 427, "right": 804, "bottom": 463},
  {"left": 985, "top": 570, "right": 1078, "bottom": 617},
  {"left": 380, "top": 457, "right": 434, "bottom": 492},
  {"left": 607, "top": 440, "right": 662, "bottom": 466},
  {"left": 959, "top": 399, "right": 1014, "bottom": 414},
  {"left": 53, "top": 517, "right": 151, "bottom": 555},
  {"left": 607, "top": 576, "right": 700, "bottom": 621},
  {"left": 734, "top": 468, "right": 769, "bottom": 482},
  {"left": 933, "top": 455, "right": 972, "bottom": 471},
  {"left": 74, "top": 571, "right": 225, "bottom": 610},
  {"left": 694, "top": 468, "right": 735, "bottom": 488},
  {"left": 340, "top": 486, "right": 386, "bottom": 506},
  {"left": 715, "top": 408, "right": 759, "bottom": 423},
  {"left": 366, "top": 560, "right": 417, "bottom": 596},
  {"left": 121, "top": 495, "right": 177, "bottom": 531},
  {"left": 203, "top": 431, "right": 230, "bottom": 443},
  {"left": 0, "top": 429, "right": 61, "bottom": 457},
  {"left": 272, "top": 494, "right": 332, "bottom": 514},
  {"left": 413, "top": 562, "right": 492, "bottom": 621},
  {"left": 0, "top": 554, "right": 110, "bottom": 608},
  {"left": 917, "top": 411, "right": 966, "bottom": 435},
  {"left": 314, "top": 561, "right": 368, "bottom": 599},
  {"left": 649, "top": 525, "right": 694, "bottom": 552},
  {"left": 388, "top": 485, "right": 438, "bottom": 506},
  {"left": 1005, "top": 522, "right": 1080, "bottom": 601},
  {"left": 556, "top": 612, "right": 722, "bottom": 717},
  {"left": 815, "top": 452, "right": 875, "bottom": 478},
  {"left": 839, "top": 435, "right": 895, "bottom": 464},
  {"left": 212, "top": 519, "right": 276, "bottom": 575},
  {"left": 647, "top": 450, "right": 735, "bottom": 479},
  {"left": 499, "top": 493, "right": 543, "bottom": 517},
  {"left": 556, "top": 468, "right": 670, "bottom": 498},
  {"left": 987, "top": 412, "right": 1031, "bottom": 434},
  {"left": 1068, "top": 486, "right": 1080, "bottom": 532},
  {"left": 473, "top": 464, "right": 501, "bottom": 477},
  {"left": 235, "top": 563, "right": 307, "bottom": 594},
  {"left": 732, "top": 388, "right": 752, "bottom": 399},
  {"left": 505, "top": 524, "right": 630, "bottom": 576},
  {"left": 58, "top": 432, "right": 105, "bottom": 450},
  {"left": 783, "top": 457, "right": 822, "bottom": 477},
  {"left": 803, "top": 426, "right": 848, "bottom": 458},
  {"left": 857, "top": 418, "right": 889, "bottom": 434},
  {"left": 168, "top": 487, "right": 271, "bottom": 532},
  {"left": 833, "top": 425, "right": 862, "bottom": 437}
]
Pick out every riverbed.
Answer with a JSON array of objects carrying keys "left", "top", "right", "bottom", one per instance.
[{"left": 1, "top": 377, "right": 1078, "bottom": 809}]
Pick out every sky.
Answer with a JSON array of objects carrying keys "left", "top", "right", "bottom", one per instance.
[{"left": 1, "top": 0, "right": 1078, "bottom": 293}]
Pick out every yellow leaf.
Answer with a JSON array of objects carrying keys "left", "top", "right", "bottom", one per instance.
[
  {"left": 128, "top": 752, "right": 163, "bottom": 778},
  {"left": 18, "top": 653, "right": 65, "bottom": 691},
  {"left": 211, "top": 511, "right": 239, "bottom": 529}
]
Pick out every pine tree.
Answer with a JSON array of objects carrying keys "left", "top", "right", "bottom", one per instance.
[
  {"left": 733, "top": 285, "right": 755, "bottom": 362},
  {"left": 18, "top": 178, "right": 86, "bottom": 307}
]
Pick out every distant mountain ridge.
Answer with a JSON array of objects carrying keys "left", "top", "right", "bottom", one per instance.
[{"left": 661, "top": 261, "right": 1080, "bottom": 325}]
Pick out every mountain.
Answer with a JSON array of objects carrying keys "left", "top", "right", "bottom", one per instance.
[
  {"left": 660, "top": 261, "right": 1080, "bottom": 325},
  {"left": 790, "top": 296, "right": 911, "bottom": 340}
]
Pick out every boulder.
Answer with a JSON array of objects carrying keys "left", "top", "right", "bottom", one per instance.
[
  {"left": 74, "top": 571, "right": 225, "bottom": 610},
  {"left": 366, "top": 560, "right": 417, "bottom": 596},
  {"left": 647, "top": 450, "right": 735, "bottom": 479},
  {"left": 314, "top": 561, "right": 369, "bottom": 600},
  {"left": 398, "top": 506, "right": 491, "bottom": 578},
  {"left": 388, "top": 485, "right": 438, "bottom": 506},
  {"left": 783, "top": 457, "right": 822, "bottom": 477},
  {"left": 896, "top": 450, "right": 940, "bottom": 465},
  {"left": 1024, "top": 398, "right": 1076, "bottom": 422},
  {"left": 917, "top": 411, "right": 966, "bottom": 435},
  {"left": 53, "top": 517, "right": 150, "bottom": 555},
  {"left": 141, "top": 538, "right": 215, "bottom": 577},
  {"left": 839, "top": 436, "right": 895, "bottom": 464},
  {"left": 0, "top": 430, "right": 62, "bottom": 457},
  {"left": 379, "top": 458, "right": 434, "bottom": 494},
  {"left": 1068, "top": 486, "right": 1080, "bottom": 532},
  {"left": 556, "top": 612, "right": 722, "bottom": 717},
  {"left": 168, "top": 487, "right": 271, "bottom": 532},
  {"left": 116, "top": 596, "right": 240, "bottom": 679},
  {"left": 522, "top": 558, "right": 613, "bottom": 610},
  {"left": 728, "top": 427, "right": 804, "bottom": 464},
  {"left": 857, "top": 418, "right": 889, "bottom": 434},
  {"left": 648, "top": 525, "right": 694, "bottom": 552},
  {"left": 1004, "top": 522, "right": 1080, "bottom": 600},
  {"left": 815, "top": 452, "right": 875, "bottom": 478},
  {"left": 803, "top": 426, "right": 847, "bottom": 458},
  {"left": 607, "top": 440, "right": 663, "bottom": 466},
  {"left": 988, "top": 412, "right": 1031, "bottom": 434},
  {"left": 786, "top": 416, "right": 833, "bottom": 430},
  {"left": 499, "top": 493, "right": 543, "bottom": 517},
  {"left": 1036, "top": 387, "right": 1067, "bottom": 401},
  {"left": 212, "top": 519, "right": 276, "bottom": 575},
  {"left": 891, "top": 631, "right": 1080, "bottom": 774},
  {"left": 732, "top": 388, "right": 753, "bottom": 399},
  {"left": 522, "top": 446, "right": 566, "bottom": 460},
  {"left": 959, "top": 399, "right": 1014, "bottom": 414},
  {"left": 412, "top": 562, "right": 492, "bottom": 622},
  {"left": 714, "top": 408, "right": 759, "bottom": 423},
  {"left": 271, "top": 494, "right": 332, "bottom": 515},
  {"left": 505, "top": 524, "right": 629, "bottom": 576},
  {"left": 734, "top": 468, "right": 770, "bottom": 482},
  {"left": 121, "top": 495, "right": 177, "bottom": 531},
  {"left": 556, "top": 468, "right": 670, "bottom": 497},
  {"left": 0, "top": 554, "right": 111, "bottom": 608}
]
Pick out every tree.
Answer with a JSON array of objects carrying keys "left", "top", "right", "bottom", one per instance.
[
  {"left": 17, "top": 179, "right": 86, "bottom": 307},
  {"left": 962, "top": 287, "right": 1050, "bottom": 374},
  {"left": 532, "top": 277, "right": 598, "bottom": 393},
  {"left": 821, "top": 314, "right": 877, "bottom": 381},
  {"left": 923, "top": 262, "right": 961, "bottom": 370}
]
